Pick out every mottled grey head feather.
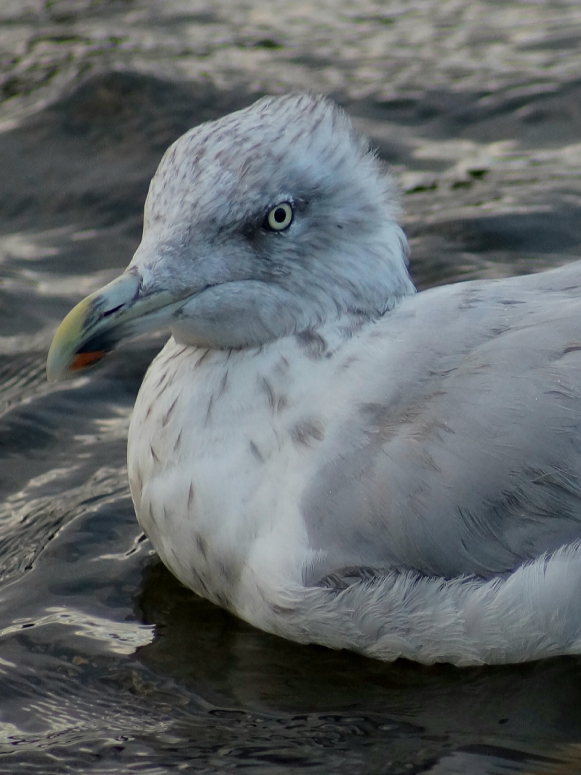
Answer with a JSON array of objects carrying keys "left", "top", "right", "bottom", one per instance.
[{"left": 129, "top": 93, "right": 415, "bottom": 349}]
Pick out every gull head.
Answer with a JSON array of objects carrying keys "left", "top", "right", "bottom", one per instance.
[{"left": 47, "top": 92, "right": 414, "bottom": 380}]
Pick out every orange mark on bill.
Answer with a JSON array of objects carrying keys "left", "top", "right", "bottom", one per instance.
[{"left": 71, "top": 351, "right": 106, "bottom": 370}]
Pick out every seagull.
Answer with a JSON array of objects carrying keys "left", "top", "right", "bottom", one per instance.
[{"left": 47, "top": 93, "right": 581, "bottom": 666}]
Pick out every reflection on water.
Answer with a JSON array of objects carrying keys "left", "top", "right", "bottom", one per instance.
[{"left": 1, "top": 0, "right": 581, "bottom": 772}]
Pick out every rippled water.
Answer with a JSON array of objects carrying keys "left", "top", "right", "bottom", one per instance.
[{"left": 1, "top": 1, "right": 581, "bottom": 772}]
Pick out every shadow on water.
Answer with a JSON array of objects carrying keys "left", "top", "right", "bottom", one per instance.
[{"left": 129, "top": 562, "right": 581, "bottom": 773}]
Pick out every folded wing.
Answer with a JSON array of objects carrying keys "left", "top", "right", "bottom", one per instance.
[{"left": 302, "top": 261, "right": 581, "bottom": 584}]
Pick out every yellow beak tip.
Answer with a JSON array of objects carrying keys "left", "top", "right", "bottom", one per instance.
[{"left": 46, "top": 296, "right": 95, "bottom": 382}]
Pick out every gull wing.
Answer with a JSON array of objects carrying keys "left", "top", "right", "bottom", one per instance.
[{"left": 302, "top": 260, "right": 581, "bottom": 583}]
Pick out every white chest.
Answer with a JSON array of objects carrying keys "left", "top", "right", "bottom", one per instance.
[{"left": 127, "top": 335, "right": 339, "bottom": 617}]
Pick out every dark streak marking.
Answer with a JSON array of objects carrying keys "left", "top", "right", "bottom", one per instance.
[
  {"left": 563, "top": 344, "right": 581, "bottom": 355},
  {"left": 545, "top": 389, "right": 576, "bottom": 400},
  {"left": 296, "top": 329, "right": 328, "bottom": 359},
  {"left": 316, "top": 566, "right": 382, "bottom": 590},
  {"left": 162, "top": 397, "right": 179, "bottom": 427},
  {"left": 291, "top": 419, "right": 325, "bottom": 446},
  {"left": 165, "top": 371, "right": 178, "bottom": 391},
  {"left": 217, "top": 370, "right": 229, "bottom": 398},
  {"left": 276, "top": 393, "right": 288, "bottom": 412},
  {"left": 260, "top": 376, "right": 287, "bottom": 413},
  {"left": 204, "top": 394, "right": 214, "bottom": 427},
  {"left": 192, "top": 569, "right": 210, "bottom": 596},
  {"left": 271, "top": 602, "right": 296, "bottom": 615},
  {"left": 249, "top": 440, "right": 265, "bottom": 463},
  {"left": 274, "top": 356, "right": 291, "bottom": 376},
  {"left": 337, "top": 354, "right": 359, "bottom": 372},
  {"left": 150, "top": 446, "right": 159, "bottom": 462},
  {"left": 359, "top": 402, "right": 387, "bottom": 424},
  {"left": 218, "top": 562, "right": 234, "bottom": 586},
  {"left": 318, "top": 572, "right": 349, "bottom": 591},
  {"left": 260, "top": 377, "right": 276, "bottom": 411},
  {"left": 195, "top": 349, "right": 211, "bottom": 369},
  {"left": 174, "top": 430, "right": 183, "bottom": 452},
  {"left": 188, "top": 482, "right": 195, "bottom": 507},
  {"left": 167, "top": 345, "right": 188, "bottom": 362},
  {"left": 134, "top": 469, "right": 143, "bottom": 492},
  {"left": 154, "top": 372, "right": 167, "bottom": 390},
  {"left": 214, "top": 592, "right": 229, "bottom": 608},
  {"left": 154, "top": 372, "right": 176, "bottom": 404},
  {"left": 196, "top": 534, "right": 208, "bottom": 560}
]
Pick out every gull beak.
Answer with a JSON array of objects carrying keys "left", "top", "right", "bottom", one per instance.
[{"left": 47, "top": 269, "right": 178, "bottom": 382}]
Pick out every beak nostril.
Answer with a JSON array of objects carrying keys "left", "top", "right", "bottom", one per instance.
[{"left": 101, "top": 304, "right": 124, "bottom": 319}]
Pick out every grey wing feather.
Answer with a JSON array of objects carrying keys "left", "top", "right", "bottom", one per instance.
[{"left": 302, "top": 261, "right": 581, "bottom": 584}]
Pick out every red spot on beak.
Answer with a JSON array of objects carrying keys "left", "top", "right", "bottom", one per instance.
[{"left": 71, "top": 351, "right": 106, "bottom": 370}]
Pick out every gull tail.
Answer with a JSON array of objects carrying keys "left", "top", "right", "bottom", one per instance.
[{"left": 274, "top": 542, "right": 581, "bottom": 666}]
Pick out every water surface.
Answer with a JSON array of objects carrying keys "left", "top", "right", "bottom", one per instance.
[{"left": 1, "top": 1, "right": 581, "bottom": 772}]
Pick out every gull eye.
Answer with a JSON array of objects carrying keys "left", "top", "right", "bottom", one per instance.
[{"left": 265, "top": 202, "right": 293, "bottom": 231}]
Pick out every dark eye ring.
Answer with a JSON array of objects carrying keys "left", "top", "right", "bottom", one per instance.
[{"left": 265, "top": 202, "right": 293, "bottom": 231}]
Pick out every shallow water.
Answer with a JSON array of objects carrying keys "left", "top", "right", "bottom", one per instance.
[{"left": 1, "top": 1, "right": 581, "bottom": 772}]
